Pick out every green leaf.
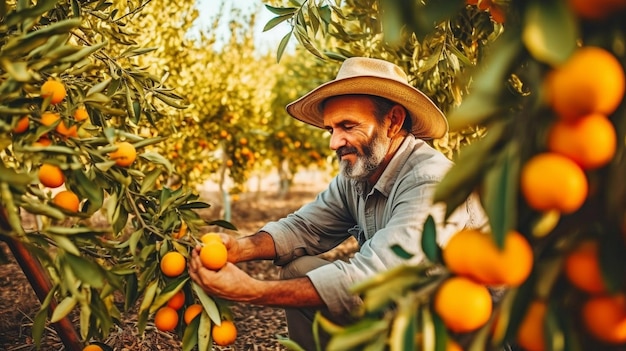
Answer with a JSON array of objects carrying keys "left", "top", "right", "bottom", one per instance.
[
  {"left": 141, "top": 151, "right": 174, "bottom": 174},
  {"left": 276, "top": 31, "right": 292, "bottom": 63},
  {"left": 264, "top": 13, "right": 293, "bottom": 32},
  {"left": 139, "top": 280, "right": 158, "bottom": 314},
  {"left": 482, "top": 141, "right": 520, "bottom": 248},
  {"left": 149, "top": 277, "right": 189, "bottom": 314},
  {"left": 277, "top": 335, "right": 307, "bottom": 351},
  {"left": 434, "top": 120, "right": 507, "bottom": 219},
  {"left": 182, "top": 311, "right": 201, "bottom": 351},
  {"left": 192, "top": 282, "right": 221, "bottom": 324},
  {"left": 446, "top": 34, "right": 522, "bottom": 131},
  {"left": 64, "top": 252, "right": 107, "bottom": 288},
  {"left": 389, "top": 295, "right": 418, "bottom": 351},
  {"left": 390, "top": 244, "right": 414, "bottom": 260},
  {"left": 421, "top": 215, "right": 441, "bottom": 263},
  {"left": 326, "top": 318, "right": 388, "bottom": 351},
  {"left": 264, "top": 5, "right": 298, "bottom": 15},
  {"left": 197, "top": 309, "right": 212, "bottom": 351},
  {"left": 50, "top": 296, "right": 78, "bottom": 323},
  {"left": 523, "top": 0, "right": 578, "bottom": 66}
]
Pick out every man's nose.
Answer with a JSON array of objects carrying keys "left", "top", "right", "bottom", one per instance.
[{"left": 329, "top": 131, "right": 346, "bottom": 150}]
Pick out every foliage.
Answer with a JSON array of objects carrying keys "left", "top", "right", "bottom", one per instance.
[
  {"left": 0, "top": 1, "right": 231, "bottom": 349},
  {"left": 266, "top": 0, "right": 626, "bottom": 350}
]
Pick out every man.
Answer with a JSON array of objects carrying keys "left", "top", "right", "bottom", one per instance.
[{"left": 188, "top": 57, "right": 487, "bottom": 349}]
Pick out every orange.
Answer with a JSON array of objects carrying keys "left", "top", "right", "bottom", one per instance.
[
  {"left": 520, "top": 152, "right": 588, "bottom": 214},
  {"left": 41, "top": 111, "right": 61, "bottom": 127},
  {"left": 433, "top": 276, "right": 492, "bottom": 333},
  {"left": 13, "top": 116, "right": 29, "bottom": 134},
  {"left": 167, "top": 290, "right": 185, "bottom": 310},
  {"left": 443, "top": 229, "right": 533, "bottom": 286},
  {"left": 109, "top": 141, "right": 137, "bottom": 167},
  {"left": 38, "top": 163, "right": 65, "bottom": 188},
  {"left": 41, "top": 79, "right": 66, "bottom": 104},
  {"left": 53, "top": 190, "right": 80, "bottom": 212},
  {"left": 160, "top": 251, "right": 186, "bottom": 278},
  {"left": 568, "top": 0, "right": 626, "bottom": 20},
  {"left": 154, "top": 306, "right": 179, "bottom": 332},
  {"left": 212, "top": 319, "right": 237, "bottom": 346},
  {"left": 183, "top": 303, "right": 203, "bottom": 324},
  {"left": 173, "top": 221, "right": 187, "bottom": 239},
  {"left": 447, "top": 339, "right": 463, "bottom": 351},
  {"left": 582, "top": 294, "right": 626, "bottom": 344},
  {"left": 200, "top": 232, "right": 223, "bottom": 245},
  {"left": 564, "top": 240, "right": 607, "bottom": 294},
  {"left": 547, "top": 113, "right": 616, "bottom": 170},
  {"left": 516, "top": 300, "right": 547, "bottom": 351},
  {"left": 41, "top": 112, "right": 77, "bottom": 138},
  {"left": 73, "top": 106, "right": 89, "bottom": 122},
  {"left": 545, "top": 46, "right": 625, "bottom": 121},
  {"left": 199, "top": 241, "right": 228, "bottom": 270},
  {"left": 82, "top": 345, "right": 103, "bottom": 351},
  {"left": 34, "top": 137, "right": 52, "bottom": 147}
]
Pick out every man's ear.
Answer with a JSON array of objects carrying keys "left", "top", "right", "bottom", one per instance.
[{"left": 387, "top": 105, "right": 406, "bottom": 138}]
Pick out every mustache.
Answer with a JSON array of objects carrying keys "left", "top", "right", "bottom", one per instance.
[{"left": 336, "top": 146, "right": 358, "bottom": 158}]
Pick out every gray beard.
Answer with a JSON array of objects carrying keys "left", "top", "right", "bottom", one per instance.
[{"left": 339, "top": 130, "right": 389, "bottom": 181}]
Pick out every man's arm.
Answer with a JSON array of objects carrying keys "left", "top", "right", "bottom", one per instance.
[
  {"left": 188, "top": 247, "right": 325, "bottom": 308},
  {"left": 232, "top": 231, "right": 277, "bottom": 262}
]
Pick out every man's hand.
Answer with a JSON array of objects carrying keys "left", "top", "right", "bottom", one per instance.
[{"left": 188, "top": 245, "right": 261, "bottom": 302}]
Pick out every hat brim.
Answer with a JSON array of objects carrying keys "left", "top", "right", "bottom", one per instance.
[{"left": 286, "top": 76, "right": 448, "bottom": 139}]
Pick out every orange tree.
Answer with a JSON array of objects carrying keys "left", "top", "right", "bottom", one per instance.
[
  {"left": 265, "top": 0, "right": 626, "bottom": 350},
  {"left": 0, "top": 1, "right": 234, "bottom": 350}
]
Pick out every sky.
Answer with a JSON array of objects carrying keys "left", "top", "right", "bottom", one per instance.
[{"left": 193, "top": 0, "right": 291, "bottom": 53}]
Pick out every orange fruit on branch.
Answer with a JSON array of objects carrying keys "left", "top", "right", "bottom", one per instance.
[
  {"left": 520, "top": 152, "right": 588, "bottom": 214},
  {"left": 40, "top": 112, "right": 77, "bottom": 138},
  {"left": 173, "top": 221, "right": 187, "bottom": 239},
  {"left": 154, "top": 306, "right": 179, "bottom": 332},
  {"left": 443, "top": 229, "right": 533, "bottom": 286},
  {"left": 41, "top": 79, "right": 66, "bottom": 105},
  {"left": 82, "top": 345, "right": 103, "bottom": 351},
  {"left": 433, "top": 276, "right": 492, "bottom": 333},
  {"left": 212, "top": 319, "right": 237, "bottom": 346},
  {"left": 582, "top": 294, "right": 626, "bottom": 344},
  {"left": 73, "top": 106, "right": 89, "bottom": 122},
  {"left": 200, "top": 232, "right": 222, "bottom": 245},
  {"left": 547, "top": 113, "right": 616, "bottom": 170},
  {"left": 160, "top": 251, "right": 186, "bottom": 278},
  {"left": 199, "top": 241, "right": 228, "bottom": 270},
  {"left": 564, "top": 240, "right": 608, "bottom": 294},
  {"left": 545, "top": 46, "right": 625, "bottom": 121},
  {"left": 13, "top": 116, "right": 29, "bottom": 134},
  {"left": 183, "top": 303, "right": 203, "bottom": 324},
  {"left": 109, "top": 141, "right": 137, "bottom": 167},
  {"left": 167, "top": 290, "right": 185, "bottom": 310},
  {"left": 516, "top": 300, "right": 547, "bottom": 351},
  {"left": 52, "top": 190, "right": 80, "bottom": 212},
  {"left": 38, "top": 163, "right": 65, "bottom": 188}
]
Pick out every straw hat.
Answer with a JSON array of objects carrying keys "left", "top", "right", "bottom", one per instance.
[{"left": 286, "top": 57, "right": 448, "bottom": 139}]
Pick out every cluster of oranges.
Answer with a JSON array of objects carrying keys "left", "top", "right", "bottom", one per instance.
[
  {"left": 25, "top": 78, "right": 141, "bottom": 213},
  {"left": 565, "top": 240, "right": 626, "bottom": 344},
  {"left": 521, "top": 46, "right": 621, "bottom": 215},
  {"left": 155, "top": 233, "right": 236, "bottom": 346},
  {"left": 433, "top": 229, "right": 533, "bottom": 335}
]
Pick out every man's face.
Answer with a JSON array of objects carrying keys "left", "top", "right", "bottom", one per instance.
[{"left": 322, "top": 95, "right": 391, "bottom": 181}]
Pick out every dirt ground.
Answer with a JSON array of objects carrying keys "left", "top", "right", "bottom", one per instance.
[{"left": 0, "top": 177, "right": 358, "bottom": 351}]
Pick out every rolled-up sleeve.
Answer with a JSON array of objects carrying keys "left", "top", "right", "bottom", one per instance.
[{"left": 261, "top": 177, "right": 356, "bottom": 266}]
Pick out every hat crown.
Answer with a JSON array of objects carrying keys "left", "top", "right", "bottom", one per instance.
[{"left": 336, "top": 57, "right": 408, "bottom": 84}]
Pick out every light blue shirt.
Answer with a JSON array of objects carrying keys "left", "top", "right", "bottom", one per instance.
[{"left": 261, "top": 136, "right": 487, "bottom": 315}]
